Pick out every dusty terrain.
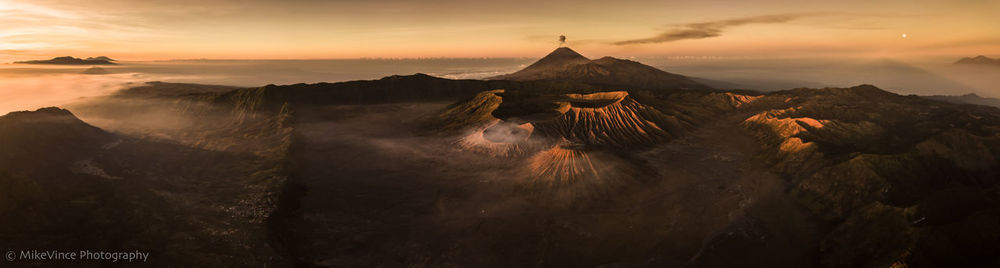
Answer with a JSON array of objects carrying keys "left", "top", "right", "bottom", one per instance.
[{"left": 272, "top": 102, "right": 821, "bottom": 267}]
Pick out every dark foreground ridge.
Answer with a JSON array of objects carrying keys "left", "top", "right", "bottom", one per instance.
[{"left": 0, "top": 106, "right": 293, "bottom": 266}]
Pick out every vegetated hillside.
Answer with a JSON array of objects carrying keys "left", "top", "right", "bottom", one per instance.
[
  {"left": 0, "top": 107, "right": 111, "bottom": 163},
  {"left": 492, "top": 47, "right": 712, "bottom": 91},
  {"left": 0, "top": 105, "right": 294, "bottom": 266},
  {"left": 738, "top": 85, "right": 1000, "bottom": 267},
  {"left": 113, "top": 81, "right": 243, "bottom": 98}
]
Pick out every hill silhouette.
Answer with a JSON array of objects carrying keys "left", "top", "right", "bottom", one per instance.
[
  {"left": 955, "top": 55, "right": 1000, "bottom": 65},
  {"left": 86, "top": 56, "right": 115, "bottom": 62},
  {"left": 924, "top": 93, "right": 1000, "bottom": 108},
  {"left": 16, "top": 56, "right": 115, "bottom": 65},
  {"left": 0, "top": 107, "right": 111, "bottom": 170}
]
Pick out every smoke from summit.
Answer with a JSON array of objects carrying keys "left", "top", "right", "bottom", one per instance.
[{"left": 559, "top": 35, "right": 566, "bottom": 46}]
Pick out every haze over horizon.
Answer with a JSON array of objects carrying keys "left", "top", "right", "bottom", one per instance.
[{"left": 2, "top": 0, "right": 998, "bottom": 61}]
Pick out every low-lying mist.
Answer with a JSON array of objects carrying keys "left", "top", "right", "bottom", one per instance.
[
  {"left": 0, "top": 72, "right": 136, "bottom": 115},
  {"left": 0, "top": 59, "right": 532, "bottom": 115}
]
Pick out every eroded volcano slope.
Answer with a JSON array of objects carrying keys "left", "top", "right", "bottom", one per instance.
[
  {"left": 439, "top": 89, "right": 758, "bottom": 151},
  {"left": 528, "top": 91, "right": 677, "bottom": 147},
  {"left": 734, "top": 85, "right": 1000, "bottom": 267},
  {"left": 425, "top": 88, "right": 761, "bottom": 203},
  {"left": 436, "top": 91, "right": 669, "bottom": 191}
]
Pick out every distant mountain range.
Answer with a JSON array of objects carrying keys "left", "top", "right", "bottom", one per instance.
[
  {"left": 955, "top": 55, "right": 1000, "bottom": 65},
  {"left": 15, "top": 56, "right": 116, "bottom": 65},
  {"left": 923, "top": 93, "right": 1000, "bottom": 108}
]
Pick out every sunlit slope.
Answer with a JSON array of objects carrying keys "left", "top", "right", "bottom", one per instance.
[
  {"left": 426, "top": 88, "right": 759, "bottom": 198},
  {"left": 740, "top": 85, "right": 1000, "bottom": 267}
]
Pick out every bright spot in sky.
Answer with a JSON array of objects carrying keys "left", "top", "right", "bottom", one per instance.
[{"left": 902, "top": 33, "right": 908, "bottom": 38}]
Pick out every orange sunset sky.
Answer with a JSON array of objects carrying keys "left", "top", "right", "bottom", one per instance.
[{"left": 1, "top": 0, "right": 998, "bottom": 61}]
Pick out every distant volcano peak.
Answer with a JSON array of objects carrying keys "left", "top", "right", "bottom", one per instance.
[
  {"left": 527, "top": 47, "right": 591, "bottom": 69},
  {"left": 545, "top": 47, "right": 587, "bottom": 60},
  {"left": 492, "top": 47, "right": 711, "bottom": 90}
]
